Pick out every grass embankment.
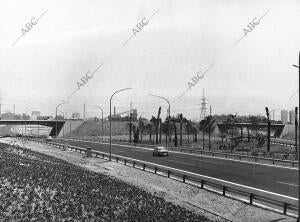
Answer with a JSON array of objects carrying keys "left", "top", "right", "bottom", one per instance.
[{"left": 0, "top": 143, "right": 209, "bottom": 221}]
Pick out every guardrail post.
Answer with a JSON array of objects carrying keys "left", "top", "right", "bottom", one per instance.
[
  {"left": 133, "top": 161, "right": 135, "bottom": 168},
  {"left": 272, "top": 159, "right": 275, "bottom": 164},
  {"left": 124, "top": 159, "right": 127, "bottom": 165},
  {"left": 102, "top": 154, "right": 104, "bottom": 159},
  {"left": 250, "top": 193, "right": 253, "bottom": 205},
  {"left": 222, "top": 186, "right": 226, "bottom": 196},
  {"left": 183, "top": 175, "right": 186, "bottom": 183},
  {"left": 154, "top": 167, "right": 157, "bottom": 174},
  {"left": 116, "top": 157, "right": 119, "bottom": 163},
  {"left": 283, "top": 203, "right": 288, "bottom": 215},
  {"left": 201, "top": 180, "right": 204, "bottom": 189},
  {"left": 167, "top": 170, "right": 170, "bottom": 178},
  {"left": 143, "top": 164, "right": 145, "bottom": 171}
]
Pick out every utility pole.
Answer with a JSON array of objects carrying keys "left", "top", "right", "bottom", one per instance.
[
  {"left": 179, "top": 114, "right": 183, "bottom": 146},
  {"left": 83, "top": 102, "right": 86, "bottom": 120},
  {"left": 208, "top": 105, "right": 212, "bottom": 151},
  {"left": 230, "top": 114, "right": 236, "bottom": 152},
  {"left": 265, "top": 107, "right": 271, "bottom": 152},
  {"left": 156, "top": 107, "right": 161, "bottom": 144},
  {"left": 129, "top": 113, "right": 132, "bottom": 143},
  {"left": 292, "top": 51, "right": 300, "bottom": 222},
  {"left": 295, "top": 107, "right": 298, "bottom": 153}
]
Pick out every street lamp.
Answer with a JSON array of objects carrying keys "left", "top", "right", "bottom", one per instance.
[
  {"left": 55, "top": 102, "right": 69, "bottom": 138},
  {"left": 109, "top": 87, "right": 132, "bottom": 161},
  {"left": 292, "top": 52, "right": 300, "bottom": 222},
  {"left": 89, "top": 104, "right": 104, "bottom": 141},
  {"left": 149, "top": 94, "right": 171, "bottom": 148}
]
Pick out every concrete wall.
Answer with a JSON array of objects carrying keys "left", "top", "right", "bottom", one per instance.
[
  {"left": 58, "top": 120, "right": 84, "bottom": 137},
  {"left": 281, "top": 123, "right": 299, "bottom": 139}
]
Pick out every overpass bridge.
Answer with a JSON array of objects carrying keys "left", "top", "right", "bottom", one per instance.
[{"left": 0, "top": 120, "right": 65, "bottom": 137}]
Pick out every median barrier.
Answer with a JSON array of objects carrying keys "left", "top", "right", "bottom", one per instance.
[
  {"left": 179, "top": 147, "right": 298, "bottom": 167},
  {"left": 16, "top": 137, "right": 299, "bottom": 217}
]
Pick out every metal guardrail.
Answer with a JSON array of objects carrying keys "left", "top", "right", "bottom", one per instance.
[
  {"left": 271, "top": 141, "right": 295, "bottom": 148},
  {"left": 56, "top": 137, "right": 298, "bottom": 167},
  {"left": 18, "top": 137, "right": 298, "bottom": 217},
  {"left": 178, "top": 148, "right": 298, "bottom": 167}
]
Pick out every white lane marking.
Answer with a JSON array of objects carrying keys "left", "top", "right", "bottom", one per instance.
[
  {"left": 192, "top": 158, "right": 221, "bottom": 165},
  {"left": 103, "top": 150, "right": 298, "bottom": 201},
  {"left": 168, "top": 159, "right": 195, "bottom": 166},
  {"left": 58, "top": 139, "right": 298, "bottom": 171},
  {"left": 277, "top": 181, "right": 299, "bottom": 187}
]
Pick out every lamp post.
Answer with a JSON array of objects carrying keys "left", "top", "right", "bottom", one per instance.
[
  {"left": 55, "top": 102, "right": 69, "bottom": 138},
  {"left": 265, "top": 107, "right": 271, "bottom": 153},
  {"left": 89, "top": 104, "right": 104, "bottom": 141},
  {"left": 110, "top": 87, "right": 132, "bottom": 161},
  {"left": 292, "top": 51, "right": 299, "bottom": 222},
  {"left": 293, "top": 61, "right": 299, "bottom": 155},
  {"left": 149, "top": 94, "right": 171, "bottom": 148},
  {"left": 293, "top": 52, "right": 300, "bottom": 221}
]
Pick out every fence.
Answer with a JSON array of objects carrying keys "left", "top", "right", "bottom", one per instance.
[{"left": 18, "top": 137, "right": 298, "bottom": 217}]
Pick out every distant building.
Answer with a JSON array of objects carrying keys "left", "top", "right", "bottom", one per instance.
[
  {"left": 0, "top": 112, "right": 16, "bottom": 120},
  {"left": 72, "top": 112, "right": 80, "bottom": 119},
  {"left": 31, "top": 111, "right": 41, "bottom": 120},
  {"left": 281, "top": 110, "right": 289, "bottom": 124},
  {"left": 289, "top": 110, "right": 296, "bottom": 123},
  {"left": 31, "top": 111, "right": 41, "bottom": 117}
]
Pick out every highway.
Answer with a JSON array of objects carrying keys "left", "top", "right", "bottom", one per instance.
[{"left": 55, "top": 138, "right": 299, "bottom": 198}]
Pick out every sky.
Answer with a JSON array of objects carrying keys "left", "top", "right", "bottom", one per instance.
[{"left": 0, "top": 0, "right": 299, "bottom": 120}]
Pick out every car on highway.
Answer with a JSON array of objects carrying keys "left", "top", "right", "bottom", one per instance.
[
  {"left": 153, "top": 146, "right": 169, "bottom": 157},
  {"left": 46, "top": 136, "right": 52, "bottom": 142}
]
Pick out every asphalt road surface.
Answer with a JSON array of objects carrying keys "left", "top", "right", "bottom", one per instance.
[{"left": 55, "top": 138, "right": 299, "bottom": 198}]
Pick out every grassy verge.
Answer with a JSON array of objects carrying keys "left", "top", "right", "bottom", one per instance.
[{"left": 0, "top": 142, "right": 210, "bottom": 221}]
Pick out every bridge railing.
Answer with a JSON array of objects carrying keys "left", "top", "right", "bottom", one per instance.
[{"left": 18, "top": 137, "right": 298, "bottom": 217}]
